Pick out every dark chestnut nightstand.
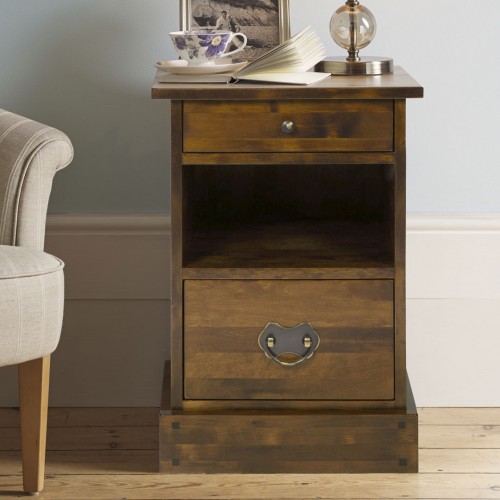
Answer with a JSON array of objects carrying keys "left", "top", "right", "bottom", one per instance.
[{"left": 153, "top": 67, "right": 423, "bottom": 473}]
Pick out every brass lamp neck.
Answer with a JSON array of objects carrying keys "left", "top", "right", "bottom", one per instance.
[
  {"left": 346, "top": 0, "right": 360, "bottom": 62},
  {"left": 347, "top": 48, "right": 360, "bottom": 62}
]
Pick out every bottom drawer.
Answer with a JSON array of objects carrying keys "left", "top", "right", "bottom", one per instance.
[{"left": 184, "top": 280, "right": 394, "bottom": 401}]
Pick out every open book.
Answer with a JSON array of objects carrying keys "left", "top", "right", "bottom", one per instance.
[{"left": 158, "top": 26, "right": 329, "bottom": 86}]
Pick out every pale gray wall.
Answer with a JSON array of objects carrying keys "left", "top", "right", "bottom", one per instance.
[
  {"left": 1, "top": 0, "right": 499, "bottom": 213},
  {"left": 0, "top": 0, "right": 178, "bottom": 213}
]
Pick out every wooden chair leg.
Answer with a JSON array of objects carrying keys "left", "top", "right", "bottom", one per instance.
[{"left": 18, "top": 355, "right": 51, "bottom": 495}]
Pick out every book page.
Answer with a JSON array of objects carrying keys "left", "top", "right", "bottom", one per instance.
[
  {"left": 237, "top": 72, "right": 330, "bottom": 86},
  {"left": 236, "top": 26, "right": 326, "bottom": 78}
]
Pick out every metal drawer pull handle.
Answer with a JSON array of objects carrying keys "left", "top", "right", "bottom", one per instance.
[
  {"left": 281, "top": 120, "right": 295, "bottom": 134},
  {"left": 258, "top": 322, "right": 320, "bottom": 366}
]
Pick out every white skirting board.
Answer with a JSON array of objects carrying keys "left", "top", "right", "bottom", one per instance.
[
  {"left": 0, "top": 214, "right": 172, "bottom": 407},
  {"left": 407, "top": 214, "right": 500, "bottom": 407},
  {"left": 0, "top": 213, "right": 499, "bottom": 407}
]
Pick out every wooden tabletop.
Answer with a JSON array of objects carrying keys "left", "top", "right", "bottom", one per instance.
[{"left": 152, "top": 66, "right": 423, "bottom": 100}]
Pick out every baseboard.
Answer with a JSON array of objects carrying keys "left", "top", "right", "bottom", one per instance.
[
  {"left": 407, "top": 297, "right": 500, "bottom": 407},
  {"left": 45, "top": 214, "right": 171, "bottom": 300},
  {"left": 407, "top": 213, "right": 500, "bottom": 299},
  {"left": 1, "top": 213, "right": 499, "bottom": 407},
  {"left": 45, "top": 212, "right": 500, "bottom": 301},
  {"left": 406, "top": 213, "right": 500, "bottom": 406},
  {"left": 44, "top": 212, "right": 500, "bottom": 299},
  {"left": 47, "top": 213, "right": 171, "bottom": 235},
  {"left": 0, "top": 215, "right": 172, "bottom": 407}
]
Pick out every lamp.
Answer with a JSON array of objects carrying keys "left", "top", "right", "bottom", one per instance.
[{"left": 317, "top": 0, "right": 393, "bottom": 76}]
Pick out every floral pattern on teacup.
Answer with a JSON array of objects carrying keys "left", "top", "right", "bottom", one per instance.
[
  {"left": 174, "top": 32, "right": 231, "bottom": 61},
  {"left": 199, "top": 34, "right": 230, "bottom": 58},
  {"left": 174, "top": 36, "right": 188, "bottom": 51}
]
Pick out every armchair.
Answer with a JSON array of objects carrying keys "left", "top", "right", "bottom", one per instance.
[{"left": 0, "top": 109, "right": 73, "bottom": 494}]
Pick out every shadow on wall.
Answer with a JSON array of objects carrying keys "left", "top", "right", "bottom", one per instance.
[{"left": 0, "top": 1, "right": 173, "bottom": 213}]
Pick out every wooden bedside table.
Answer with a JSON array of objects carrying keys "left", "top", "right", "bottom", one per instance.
[{"left": 152, "top": 67, "right": 423, "bottom": 473}]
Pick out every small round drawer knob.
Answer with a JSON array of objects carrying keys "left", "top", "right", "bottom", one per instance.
[{"left": 281, "top": 120, "right": 295, "bottom": 134}]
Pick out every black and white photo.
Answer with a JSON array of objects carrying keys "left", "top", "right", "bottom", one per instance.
[{"left": 180, "top": 0, "right": 290, "bottom": 60}]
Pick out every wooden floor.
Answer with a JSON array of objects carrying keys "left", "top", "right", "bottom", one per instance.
[{"left": 1, "top": 408, "right": 500, "bottom": 499}]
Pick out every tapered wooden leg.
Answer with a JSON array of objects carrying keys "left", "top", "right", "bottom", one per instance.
[{"left": 18, "top": 355, "right": 50, "bottom": 495}]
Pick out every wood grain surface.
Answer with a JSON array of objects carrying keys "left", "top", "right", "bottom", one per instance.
[
  {"left": 183, "top": 221, "right": 394, "bottom": 277},
  {"left": 183, "top": 100, "right": 394, "bottom": 153},
  {"left": 184, "top": 280, "right": 394, "bottom": 401},
  {"left": 183, "top": 163, "right": 394, "bottom": 278},
  {"left": 393, "top": 99, "right": 408, "bottom": 407},
  {"left": 160, "top": 71, "right": 420, "bottom": 476},
  {"left": 1, "top": 407, "right": 499, "bottom": 499},
  {"left": 160, "top": 410, "right": 417, "bottom": 474},
  {"left": 152, "top": 66, "right": 424, "bottom": 100}
]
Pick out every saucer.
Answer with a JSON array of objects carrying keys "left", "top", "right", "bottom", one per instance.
[{"left": 155, "top": 59, "right": 248, "bottom": 75}]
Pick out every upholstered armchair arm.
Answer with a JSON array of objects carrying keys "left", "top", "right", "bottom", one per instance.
[{"left": 0, "top": 109, "right": 74, "bottom": 250}]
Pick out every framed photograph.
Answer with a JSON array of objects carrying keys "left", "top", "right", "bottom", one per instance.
[{"left": 180, "top": 0, "right": 291, "bottom": 61}]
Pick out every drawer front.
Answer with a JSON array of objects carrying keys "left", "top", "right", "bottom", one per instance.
[
  {"left": 183, "top": 100, "right": 394, "bottom": 153},
  {"left": 184, "top": 280, "right": 394, "bottom": 401}
]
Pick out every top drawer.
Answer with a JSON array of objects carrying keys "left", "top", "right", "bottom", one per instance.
[{"left": 183, "top": 100, "right": 394, "bottom": 153}]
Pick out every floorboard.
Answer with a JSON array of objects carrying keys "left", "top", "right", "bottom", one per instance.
[{"left": 0, "top": 407, "right": 499, "bottom": 499}]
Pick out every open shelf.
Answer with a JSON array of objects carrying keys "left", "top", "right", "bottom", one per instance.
[
  {"left": 184, "top": 220, "right": 393, "bottom": 279},
  {"left": 183, "top": 164, "right": 394, "bottom": 279}
]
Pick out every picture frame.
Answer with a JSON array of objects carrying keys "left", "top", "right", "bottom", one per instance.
[{"left": 180, "top": 0, "right": 291, "bottom": 61}]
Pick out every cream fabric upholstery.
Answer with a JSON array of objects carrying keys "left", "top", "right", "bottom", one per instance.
[
  {"left": 0, "top": 246, "right": 64, "bottom": 367},
  {"left": 0, "top": 109, "right": 73, "bottom": 249},
  {"left": 0, "top": 109, "right": 73, "bottom": 368}
]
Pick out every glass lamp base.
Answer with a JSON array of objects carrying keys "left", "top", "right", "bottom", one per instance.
[{"left": 317, "top": 56, "right": 393, "bottom": 76}]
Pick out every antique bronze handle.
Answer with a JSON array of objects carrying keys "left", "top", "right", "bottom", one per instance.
[{"left": 258, "top": 322, "right": 320, "bottom": 366}]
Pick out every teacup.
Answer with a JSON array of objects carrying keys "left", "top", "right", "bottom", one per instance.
[{"left": 170, "top": 30, "right": 247, "bottom": 66}]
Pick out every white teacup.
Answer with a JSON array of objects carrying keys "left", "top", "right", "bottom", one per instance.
[{"left": 170, "top": 30, "right": 247, "bottom": 66}]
